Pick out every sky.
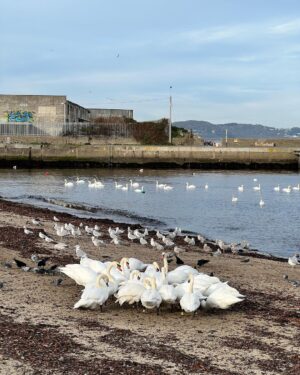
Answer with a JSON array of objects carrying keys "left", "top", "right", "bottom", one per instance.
[{"left": 1, "top": 0, "right": 300, "bottom": 127}]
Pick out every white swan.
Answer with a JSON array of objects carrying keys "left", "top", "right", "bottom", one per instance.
[
  {"left": 232, "top": 196, "right": 238, "bottom": 203},
  {"left": 64, "top": 179, "right": 74, "bottom": 187},
  {"left": 134, "top": 186, "right": 145, "bottom": 193},
  {"left": 259, "top": 199, "right": 265, "bottom": 207},
  {"left": 59, "top": 264, "right": 98, "bottom": 286},
  {"left": 115, "top": 271, "right": 145, "bottom": 306},
  {"left": 156, "top": 181, "right": 166, "bottom": 189},
  {"left": 93, "top": 179, "right": 104, "bottom": 188},
  {"left": 180, "top": 274, "right": 201, "bottom": 313},
  {"left": 274, "top": 185, "right": 280, "bottom": 192},
  {"left": 186, "top": 182, "right": 196, "bottom": 190},
  {"left": 115, "top": 181, "right": 123, "bottom": 189},
  {"left": 126, "top": 257, "right": 149, "bottom": 271},
  {"left": 203, "top": 282, "right": 244, "bottom": 298},
  {"left": 144, "top": 262, "right": 160, "bottom": 277},
  {"left": 163, "top": 185, "right": 173, "bottom": 191},
  {"left": 141, "top": 277, "right": 162, "bottom": 311},
  {"left": 158, "top": 267, "right": 177, "bottom": 305},
  {"left": 130, "top": 180, "right": 139, "bottom": 188},
  {"left": 238, "top": 185, "right": 244, "bottom": 192},
  {"left": 204, "top": 184, "right": 209, "bottom": 190},
  {"left": 253, "top": 184, "right": 261, "bottom": 191},
  {"left": 80, "top": 257, "right": 107, "bottom": 274},
  {"left": 74, "top": 274, "right": 109, "bottom": 310},
  {"left": 293, "top": 184, "right": 300, "bottom": 191},
  {"left": 121, "top": 184, "right": 128, "bottom": 191},
  {"left": 282, "top": 186, "right": 291, "bottom": 193},
  {"left": 76, "top": 177, "right": 85, "bottom": 184},
  {"left": 201, "top": 284, "right": 244, "bottom": 310},
  {"left": 162, "top": 254, "right": 198, "bottom": 284}
]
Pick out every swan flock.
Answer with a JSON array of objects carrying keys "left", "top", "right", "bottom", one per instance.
[{"left": 60, "top": 251, "right": 245, "bottom": 315}]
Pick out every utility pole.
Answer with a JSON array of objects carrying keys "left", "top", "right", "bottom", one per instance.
[{"left": 169, "top": 86, "right": 172, "bottom": 143}]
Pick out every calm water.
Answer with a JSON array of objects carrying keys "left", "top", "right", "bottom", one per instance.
[{"left": 0, "top": 168, "right": 299, "bottom": 257}]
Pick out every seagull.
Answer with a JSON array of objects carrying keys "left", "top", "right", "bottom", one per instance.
[
  {"left": 23, "top": 226, "right": 33, "bottom": 235},
  {"left": 32, "top": 218, "right": 41, "bottom": 226},
  {"left": 39, "top": 232, "right": 46, "bottom": 239},
  {"left": 140, "top": 237, "right": 148, "bottom": 246},
  {"left": 288, "top": 255, "right": 300, "bottom": 266},
  {"left": 31, "top": 254, "right": 39, "bottom": 263},
  {"left": 212, "top": 249, "right": 222, "bottom": 257},
  {"left": 52, "top": 278, "right": 63, "bottom": 286},
  {"left": 75, "top": 245, "right": 87, "bottom": 258},
  {"left": 53, "top": 216, "right": 60, "bottom": 222},
  {"left": 238, "top": 185, "right": 244, "bottom": 192},
  {"left": 92, "top": 236, "right": 105, "bottom": 247},
  {"left": 240, "top": 258, "right": 250, "bottom": 263}
]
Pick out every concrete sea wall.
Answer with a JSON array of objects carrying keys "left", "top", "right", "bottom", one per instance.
[{"left": 0, "top": 144, "right": 298, "bottom": 169}]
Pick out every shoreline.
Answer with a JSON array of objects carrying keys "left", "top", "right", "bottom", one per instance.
[
  {"left": 0, "top": 198, "right": 299, "bottom": 374},
  {"left": 0, "top": 197, "right": 288, "bottom": 262}
]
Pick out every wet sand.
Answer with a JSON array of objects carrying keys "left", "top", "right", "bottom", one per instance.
[{"left": 0, "top": 199, "right": 299, "bottom": 375}]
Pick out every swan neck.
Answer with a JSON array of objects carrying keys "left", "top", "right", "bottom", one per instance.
[
  {"left": 163, "top": 256, "right": 168, "bottom": 273},
  {"left": 189, "top": 275, "right": 194, "bottom": 293}
]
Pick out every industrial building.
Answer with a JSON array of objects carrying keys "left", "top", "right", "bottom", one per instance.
[{"left": 0, "top": 94, "right": 133, "bottom": 125}]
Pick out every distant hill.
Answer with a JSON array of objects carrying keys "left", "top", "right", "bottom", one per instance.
[{"left": 173, "top": 120, "right": 300, "bottom": 141}]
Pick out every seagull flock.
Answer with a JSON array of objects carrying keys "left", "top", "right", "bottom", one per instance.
[
  {"left": 13, "top": 206, "right": 300, "bottom": 314},
  {"left": 19, "top": 216, "right": 254, "bottom": 315}
]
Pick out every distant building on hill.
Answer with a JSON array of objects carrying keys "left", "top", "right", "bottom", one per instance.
[{"left": 0, "top": 94, "right": 133, "bottom": 125}]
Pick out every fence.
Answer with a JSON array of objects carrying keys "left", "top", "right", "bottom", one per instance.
[{"left": 0, "top": 122, "right": 137, "bottom": 138}]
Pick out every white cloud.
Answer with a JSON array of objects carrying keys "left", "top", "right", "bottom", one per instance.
[
  {"left": 270, "top": 19, "right": 300, "bottom": 35},
  {"left": 182, "top": 25, "right": 244, "bottom": 44}
]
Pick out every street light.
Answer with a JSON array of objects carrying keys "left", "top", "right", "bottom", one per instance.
[{"left": 169, "top": 86, "right": 172, "bottom": 144}]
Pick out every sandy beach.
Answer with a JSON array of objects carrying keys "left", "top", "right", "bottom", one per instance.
[{"left": 0, "top": 198, "right": 299, "bottom": 375}]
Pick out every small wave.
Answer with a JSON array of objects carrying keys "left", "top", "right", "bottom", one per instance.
[{"left": 3, "top": 194, "right": 164, "bottom": 227}]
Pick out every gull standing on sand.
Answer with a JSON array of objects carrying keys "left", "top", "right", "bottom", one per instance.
[{"left": 288, "top": 255, "right": 300, "bottom": 266}]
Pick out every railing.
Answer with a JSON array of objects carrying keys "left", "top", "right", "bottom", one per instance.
[{"left": 0, "top": 122, "right": 137, "bottom": 138}]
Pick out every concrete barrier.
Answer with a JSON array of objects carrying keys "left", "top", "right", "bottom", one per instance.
[{"left": 0, "top": 144, "right": 298, "bottom": 169}]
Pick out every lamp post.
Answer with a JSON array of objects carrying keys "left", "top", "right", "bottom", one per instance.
[
  {"left": 225, "top": 128, "right": 228, "bottom": 147},
  {"left": 169, "top": 86, "right": 172, "bottom": 144}
]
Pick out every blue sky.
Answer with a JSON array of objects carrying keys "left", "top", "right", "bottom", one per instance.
[{"left": 1, "top": 0, "right": 300, "bottom": 127}]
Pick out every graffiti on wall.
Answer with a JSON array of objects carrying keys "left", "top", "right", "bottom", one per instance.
[{"left": 7, "top": 111, "right": 34, "bottom": 123}]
